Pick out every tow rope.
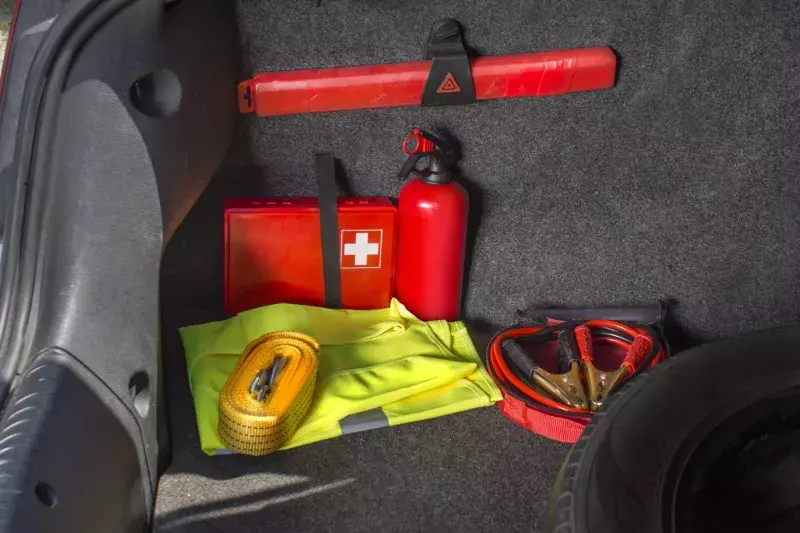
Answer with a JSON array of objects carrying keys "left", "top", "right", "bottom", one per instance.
[{"left": 218, "top": 332, "right": 319, "bottom": 455}]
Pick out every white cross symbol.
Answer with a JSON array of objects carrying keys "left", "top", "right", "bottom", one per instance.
[{"left": 343, "top": 232, "right": 380, "bottom": 266}]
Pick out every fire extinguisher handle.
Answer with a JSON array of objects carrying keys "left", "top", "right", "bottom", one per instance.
[
  {"left": 399, "top": 128, "right": 437, "bottom": 180},
  {"left": 398, "top": 152, "right": 427, "bottom": 180},
  {"left": 398, "top": 128, "right": 459, "bottom": 180}
]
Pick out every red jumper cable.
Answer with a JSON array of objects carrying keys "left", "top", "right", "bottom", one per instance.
[{"left": 486, "top": 320, "right": 667, "bottom": 442}]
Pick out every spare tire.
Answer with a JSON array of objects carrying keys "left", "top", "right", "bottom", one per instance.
[{"left": 546, "top": 327, "right": 800, "bottom": 533}]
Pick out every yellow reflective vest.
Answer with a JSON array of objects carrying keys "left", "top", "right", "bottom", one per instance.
[{"left": 181, "top": 299, "right": 501, "bottom": 455}]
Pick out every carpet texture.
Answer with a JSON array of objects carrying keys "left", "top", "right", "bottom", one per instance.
[{"left": 155, "top": 0, "right": 800, "bottom": 531}]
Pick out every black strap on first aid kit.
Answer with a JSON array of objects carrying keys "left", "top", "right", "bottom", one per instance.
[
  {"left": 421, "top": 19, "right": 476, "bottom": 107},
  {"left": 315, "top": 153, "right": 342, "bottom": 308}
]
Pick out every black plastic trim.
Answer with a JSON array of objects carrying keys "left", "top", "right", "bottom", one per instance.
[
  {"left": 0, "top": 0, "right": 134, "bottom": 420},
  {"left": 0, "top": 348, "right": 148, "bottom": 532}
]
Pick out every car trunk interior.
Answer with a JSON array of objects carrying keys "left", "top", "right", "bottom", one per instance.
[{"left": 41, "top": 0, "right": 797, "bottom": 531}]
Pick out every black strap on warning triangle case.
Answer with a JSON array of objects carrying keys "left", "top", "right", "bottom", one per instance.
[
  {"left": 421, "top": 19, "right": 476, "bottom": 107},
  {"left": 315, "top": 153, "right": 342, "bottom": 308}
]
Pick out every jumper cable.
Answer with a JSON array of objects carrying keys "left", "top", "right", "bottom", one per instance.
[{"left": 487, "top": 320, "right": 666, "bottom": 418}]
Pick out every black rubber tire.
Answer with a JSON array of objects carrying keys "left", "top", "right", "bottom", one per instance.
[{"left": 546, "top": 327, "right": 800, "bottom": 533}]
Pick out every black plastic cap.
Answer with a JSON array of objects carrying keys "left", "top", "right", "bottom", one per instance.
[{"left": 421, "top": 153, "right": 454, "bottom": 185}]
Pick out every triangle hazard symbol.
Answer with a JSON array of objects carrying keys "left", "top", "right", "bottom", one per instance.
[{"left": 437, "top": 72, "right": 462, "bottom": 94}]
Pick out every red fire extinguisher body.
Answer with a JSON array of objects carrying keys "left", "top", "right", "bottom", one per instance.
[{"left": 396, "top": 179, "right": 468, "bottom": 321}]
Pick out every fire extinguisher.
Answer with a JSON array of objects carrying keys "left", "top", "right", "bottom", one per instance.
[{"left": 396, "top": 128, "right": 468, "bottom": 321}]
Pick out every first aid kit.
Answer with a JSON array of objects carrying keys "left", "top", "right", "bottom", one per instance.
[{"left": 224, "top": 196, "right": 396, "bottom": 315}]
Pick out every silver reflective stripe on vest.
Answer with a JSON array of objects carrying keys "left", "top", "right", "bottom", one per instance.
[{"left": 339, "top": 408, "right": 389, "bottom": 435}]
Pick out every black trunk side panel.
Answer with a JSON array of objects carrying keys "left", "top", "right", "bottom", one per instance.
[
  {"left": 0, "top": 349, "right": 147, "bottom": 533},
  {"left": 30, "top": 0, "right": 237, "bottom": 493}
]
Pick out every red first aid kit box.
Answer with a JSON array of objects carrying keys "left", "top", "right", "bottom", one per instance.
[{"left": 224, "top": 198, "right": 396, "bottom": 315}]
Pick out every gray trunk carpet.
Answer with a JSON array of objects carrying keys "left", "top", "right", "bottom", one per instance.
[{"left": 154, "top": 0, "right": 800, "bottom": 531}]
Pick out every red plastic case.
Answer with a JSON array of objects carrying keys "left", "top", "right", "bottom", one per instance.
[{"left": 224, "top": 198, "right": 396, "bottom": 315}]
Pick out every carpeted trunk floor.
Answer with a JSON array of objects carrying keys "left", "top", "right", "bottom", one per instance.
[{"left": 154, "top": 0, "right": 800, "bottom": 531}]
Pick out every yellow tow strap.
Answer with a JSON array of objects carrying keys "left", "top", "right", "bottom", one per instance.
[{"left": 217, "top": 331, "right": 319, "bottom": 455}]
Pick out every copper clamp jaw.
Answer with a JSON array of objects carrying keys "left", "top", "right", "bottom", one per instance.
[
  {"left": 501, "top": 326, "right": 653, "bottom": 413},
  {"left": 500, "top": 334, "right": 589, "bottom": 411},
  {"left": 575, "top": 326, "right": 652, "bottom": 411}
]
